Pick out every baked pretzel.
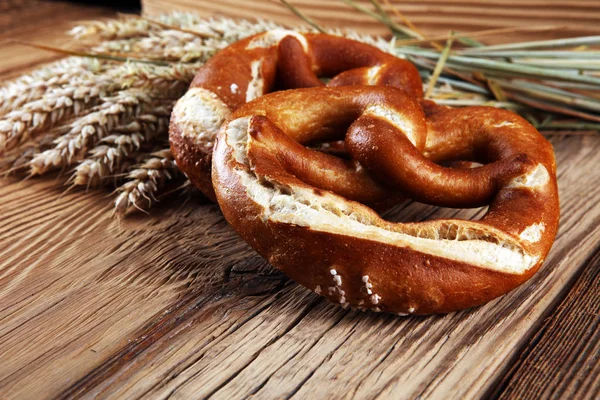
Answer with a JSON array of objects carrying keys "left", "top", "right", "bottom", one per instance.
[
  {"left": 212, "top": 86, "right": 559, "bottom": 315},
  {"left": 169, "top": 30, "right": 421, "bottom": 200}
]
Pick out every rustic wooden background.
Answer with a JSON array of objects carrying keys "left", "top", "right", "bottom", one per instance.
[
  {"left": 144, "top": 0, "right": 600, "bottom": 43},
  {"left": 0, "top": 1, "right": 599, "bottom": 399}
]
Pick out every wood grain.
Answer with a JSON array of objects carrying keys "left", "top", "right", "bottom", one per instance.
[
  {"left": 142, "top": 0, "right": 600, "bottom": 44},
  {"left": 1, "top": 135, "right": 599, "bottom": 398},
  {"left": 0, "top": 0, "right": 114, "bottom": 79},
  {"left": 492, "top": 247, "right": 600, "bottom": 400},
  {"left": 1, "top": 2, "right": 600, "bottom": 399}
]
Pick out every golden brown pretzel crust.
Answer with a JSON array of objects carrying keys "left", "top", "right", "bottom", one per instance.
[
  {"left": 169, "top": 30, "right": 420, "bottom": 200},
  {"left": 170, "top": 31, "right": 559, "bottom": 314},
  {"left": 211, "top": 86, "right": 559, "bottom": 315}
]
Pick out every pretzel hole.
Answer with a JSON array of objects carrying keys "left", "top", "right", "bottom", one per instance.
[{"left": 382, "top": 200, "right": 489, "bottom": 225}]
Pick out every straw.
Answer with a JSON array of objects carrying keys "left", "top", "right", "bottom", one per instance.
[
  {"left": 279, "top": 0, "right": 326, "bottom": 33},
  {"left": 425, "top": 33, "right": 455, "bottom": 98}
]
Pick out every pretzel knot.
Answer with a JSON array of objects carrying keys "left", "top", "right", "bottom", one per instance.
[
  {"left": 169, "top": 30, "right": 421, "bottom": 200},
  {"left": 169, "top": 31, "right": 559, "bottom": 315}
]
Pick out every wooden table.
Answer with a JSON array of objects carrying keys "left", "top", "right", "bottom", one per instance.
[{"left": 1, "top": 1, "right": 599, "bottom": 399}]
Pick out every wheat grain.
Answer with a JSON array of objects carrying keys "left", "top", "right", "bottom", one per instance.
[
  {"left": 0, "top": 133, "right": 58, "bottom": 175},
  {"left": 0, "top": 58, "right": 109, "bottom": 117},
  {"left": 113, "top": 148, "right": 180, "bottom": 214},
  {"left": 29, "top": 89, "right": 160, "bottom": 175},
  {"left": 0, "top": 73, "right": 118, "bottom": 152},
  {"left": 0, "top": 58, "right": 104, "bottom": 93},
  {"left": 92, "top": 30, "right": 214, "bottom": 62},
  {"left": 0, "top": 61, "right": 194, "bottom": 153},
  {"left": 69, "top": 18, "right": 156, "bottom": 41},
  {"left": 111, "top": 62, "right": 196, "bottom": 94},
  {"left": 155, "top": 12, "right": 216, "bottom": 30},
  {"left": 70, "top": 110, "right": 171, "bottom": 187},
  {"left": 147, "top": 13, "right": 284, "bottom": 39},
  {"left": 90, "top": 16, "right": 284, "bottom": 62},
  {"left": 76, "top": 14, "right": 386, "bottom": 63}
]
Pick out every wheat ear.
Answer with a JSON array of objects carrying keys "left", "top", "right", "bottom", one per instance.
[
  {"left": 0, "top": 58, "right": 108, "bottom": 117},
  {"left": 29, "top": 89, "right": 162, "bottom": 175},
  {"left": 113, "top": 148, "right": 180, "bottom": 214},
  {"left": 69, "top": 17, "right": 157, "bottom": 40},
  {"left": 70, "top": 109, "right": 171, "bottom": 188}
]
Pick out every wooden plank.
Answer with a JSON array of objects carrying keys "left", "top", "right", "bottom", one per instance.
[
  {"left": 491, "top": 247, "right": 600, "bottom": 400},
  {"left": 0, "top": 0, "right": 114, "bottom": 79},
  {"left": 1, "top": 2, "right": 600, "bottom": 399},
  {"left": 142, "top": 0, "right": 600, "bottom": 43},
  {"left": 1, "top": 134, "right": 599, "bottom": 398}
]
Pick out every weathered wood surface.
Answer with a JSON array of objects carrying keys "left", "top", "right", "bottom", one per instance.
[
  {"left": 143, "top": 0, "right": 600, "bottom": 44},
  {"left": 493, "top": 247, "right": 600, "bottom": 400},
  {"left": 1, "top": 1, "right": 599, "bottom": 399},
  {"left": 0, "top": 0, "right": 114, "bottom": 79}
]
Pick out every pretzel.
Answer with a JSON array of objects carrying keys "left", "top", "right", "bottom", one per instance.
[
  {"left": 212, "top": 86, "right": 559, "bottom": 315},
  {"left": 170, "top": 31, "right": 559, "bottom": 314},
  {"left": 169, "top": 30, "right": 421, "bottom": 200}
]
